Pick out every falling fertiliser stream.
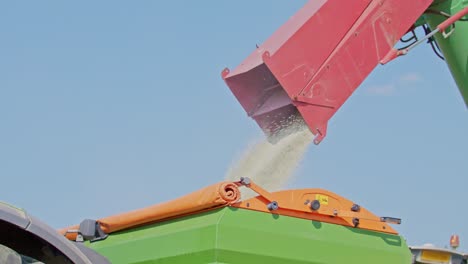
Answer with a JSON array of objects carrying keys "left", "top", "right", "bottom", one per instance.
[{"left": 224, "top": 122, "right": 314, "bottom": 199}]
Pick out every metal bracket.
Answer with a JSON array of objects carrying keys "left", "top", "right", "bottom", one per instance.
[
  {"left": 238, "top": 177, "right": 275, "bottom": 203},
  {"left": 437, "top": 7, "right": 468, "bottom": 39},
  {"left": 441, "top": 24, "right": 456, "bottom": 38},
  {"left": 78, "top": 219, "right": 108, "bottom": 243}
]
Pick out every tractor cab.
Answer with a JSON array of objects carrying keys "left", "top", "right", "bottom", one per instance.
[{"left": 0, "top": 202, "right": 110, "bottom": 264}]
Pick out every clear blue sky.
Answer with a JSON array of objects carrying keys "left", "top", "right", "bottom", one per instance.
[{"left": 1, "top": 1, "right": 467, "bottom": 251}]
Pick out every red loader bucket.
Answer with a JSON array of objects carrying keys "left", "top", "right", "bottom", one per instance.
[{"left": 222, "top": 0, "right": 432, "bottom": 144}]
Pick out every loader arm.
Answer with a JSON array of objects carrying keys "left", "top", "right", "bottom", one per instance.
[{"left": 222, "top": 0, "right": 468, "bottom": 144}]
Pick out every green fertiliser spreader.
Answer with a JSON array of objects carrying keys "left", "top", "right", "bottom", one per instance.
[
  {"left": 1, "top": 1, "right": 467, "bottom": 263},
  {"left": 2, "top": 180, "right": 412, "bottom": 263}
]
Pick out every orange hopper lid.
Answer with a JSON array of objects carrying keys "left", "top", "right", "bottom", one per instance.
[{"left": 59, "top": 181, "right": 240, "bottom": 241}]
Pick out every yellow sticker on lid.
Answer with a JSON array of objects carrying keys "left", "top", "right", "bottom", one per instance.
[{"left": 315, "top": 194, "right": 329, "bottom": 205}]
